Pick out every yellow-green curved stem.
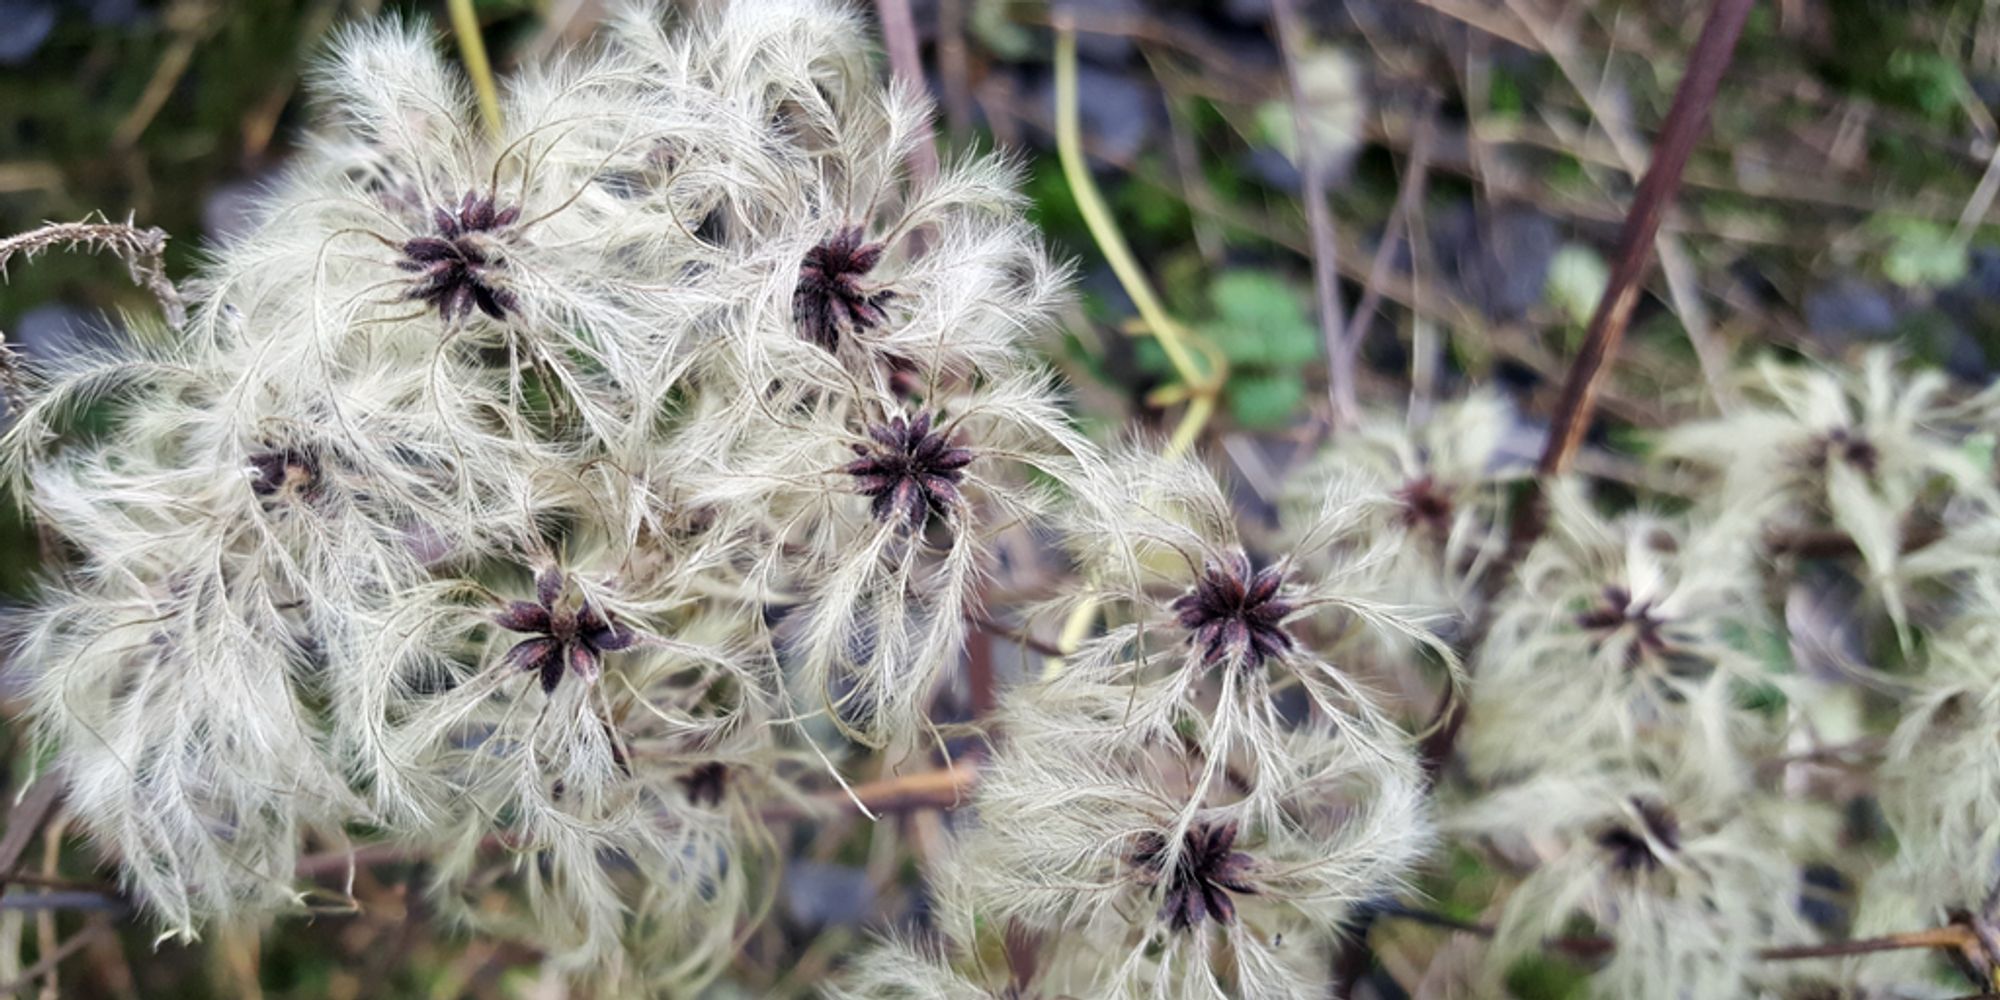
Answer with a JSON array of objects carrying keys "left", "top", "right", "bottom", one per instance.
[
  {"left": 1042, "top": 25, "right": 1226, "bottom": 679},
  {"left": 1053, "top": 25, "right": 1221, "bottom": 397},
  {"left": 448, "top": 0, "right": 504, "bottom": 139}
]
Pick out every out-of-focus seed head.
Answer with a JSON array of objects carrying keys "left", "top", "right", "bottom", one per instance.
[
  {"left": 1575, "top": 584, "right": 1671, "bottom": 664},
  {"left": 844, "top": 410, "right": 974, "bottom": 529},
  {"left": 1395, "top": 473, "right": 1454, "bottom": 535},
  {"left": 247, "top": 447, "right": 321, "bottom": 502},
  {"left": 1804, "top": 426, "right": 1880, "bottom": 477},
  {"left": 1595, "top": 797, "right": 1682, "bottom": 874},
  {"left": 399, "top": 191, "right": 522, "bottom": 322},
  {"left": 679, "top": 762, "right": 729, "bottom": 807},
  {"left": 1170, "top": 554, "right": 1296, "bottom": 671}
]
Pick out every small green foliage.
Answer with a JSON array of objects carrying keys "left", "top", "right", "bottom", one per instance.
[
  {"left": 1546, "top": 244, "right": 1611, "bottom": 329},
  {"left": 1874, "top": 216, "right": 1969, "bottom": 288},
  {"left": 1226, "top": 371, "right": 1307, "bottom": 428},
  {"left": 1504, "top": 952, "right": 1592, "bottom": 1000},
  {"left": 969, "top": 0, "right": 1034, "bottom": 60},
  {"left": 1202, "top": 271, "right": 1321, "bottom": 368},
  {"left": 1195, "top": 271, "right": 1321, "bottom": 428},
  {"left": 1884, "top": 49, "right": 1966, "bottom": 123}
]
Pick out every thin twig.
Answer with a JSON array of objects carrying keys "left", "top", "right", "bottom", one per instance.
[
  {"left": 1424, "top": 0, "right": 1753, "bottom": 781},
  {"left": 1049, "top": 21, "right": 1222, "bottom": 409},
  {"left": 1757, "top": 926, "right": 1976, "bottom": 961},
  {"left": 876, "top": 0, "right": 940, "bottom": 186},
  {"left": 0, "top": 917, "right": 110, "bottom": 996},
  {"left": 1959, "top": 137, "right": 2000, "bottom": 245},
  {"left": 1343, "top": 101, "right": 1437, "bottom": 399},
  {"left": 935, "top": 0, "right": 974, "bottom": 146},
  {"left": 1535, "top": 0, "right": 1754, "bottom": 480},
  {"left": 0, "top": 780, "right": 60, "bottom": 877},
  {"left": 1015, "top": 9, "right": 1276, "bottom": 96},
  {"left": 0, "top": 216, "right": 186, "bottom": 404},
  {"left": 964, "top": 612, "right": 1065, "bottom": 657},
  {"left": 1501, "top": 0, "right": 1734, "bottom": 411},
  {"left": 111, "top": 0, "right": 211, "bottom": 150},
  {"left": 0, "top": 893, "right": 125, "bottom": 914},
  {"left": 973, "top": 86, "right": 1676, "bottom": 429},
  {"left": 1378, "top": 905, "right": 1981, "bottom": 965},
  {"left": 0, "top": 874, "right": 106, "bottom": 894},
  {"left": 1270, "top": 0, "right": 1353, "bottom": 427},
  {"left": 0, "top": 218, "right": 185, "bottom": 325},
  {"left": 965, "top": 620, "right": 997, "bottom": 718}
]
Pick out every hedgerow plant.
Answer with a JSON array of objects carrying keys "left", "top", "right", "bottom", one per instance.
[{"left": 6, "top": 2, "right": 2000, "bottom": 998}]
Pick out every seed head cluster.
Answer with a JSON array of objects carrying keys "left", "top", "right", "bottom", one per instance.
[
  {"left": 844, "top": 410, "right": 973, "bottom": 528},
  {"left": 0, "top": 1, "right": 1083, "bottom": 989},
  {"left": 1171, "top": 553, "right": 1296, "bottom": 671},
  {"left": 399, "top": 191, "right": 521, "bottom": 321},
  {"left": 4, "top": 2, "right": 1997, "bottom": 997},
  {"left": 1131, "top": 821, "right": 1258, "bottom": 931},
  {"left": 495, "top": 568, "right": 637, "bottom": 692},
  {"left": 795, "top": 224, "right": 893, "bottom": 351}
]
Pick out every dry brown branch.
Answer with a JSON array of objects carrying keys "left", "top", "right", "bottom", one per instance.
[
  {"left": 1343, "top": 103, "right": 1437, "bottom": 388},
  {"left": 1382, "top": 904, "right": 1988, "bottom": 968},
  {"left": 0, "top": 917, "right": 111, "bottom": 997},
  {"left": 875, "top": 0, "right": 939, "bottom": 186},
  {"left": 0, "top": 217, "right": 185, "bottom": 398},
  {"left": 1499, "top": 0, "right": 1733, "bottom": 411},
  {"left": 0, "top": 779, "right": 61, "bottom": 878},
  {"left": 972, "top": 85, "right": 1677, "bottom": 430},
  {"left": 1270, "top": 0, "right": 1353, "bottom": 427},
  {"left": 1535, "top": 0, "right": 1753, "bottom": 479},
  {"left": 964, "top": 612, "right": 1065, "bottom": 657}
]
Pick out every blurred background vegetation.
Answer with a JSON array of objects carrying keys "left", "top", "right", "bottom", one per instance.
[{"left": 4, "top": 0, "right": 2000, "bottom": 995}]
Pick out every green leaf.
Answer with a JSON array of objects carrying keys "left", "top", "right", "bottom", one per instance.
[
  {"left": 1545, "top": 243, "right": 1610, "bottom": 327},
  {"left": 1875, "top": 216, "right": 1969, "bottom": 288},
  {"left": 1133, "top": 337, "right": 1175, "bottom": 379},
  {"left": 1204, "top": 270, "right": 1320, "bottom": 367},
  {"left": 969, "top": 0, "right": 1034, "bottom": 60},
  {"left": 1504, "top": 953, "right": 1591, "bottom": 1000},
  {"left": 1256, "top": 47, "right": 1364, "bottom": 167},
  {"left": 1226, "top": 372, "right": 1306, "bottom": 429},
  {"left": 1964, "top": 431, "right": 1996, "bottom": 472}
]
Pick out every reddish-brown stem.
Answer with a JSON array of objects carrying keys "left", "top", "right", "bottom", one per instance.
[
  {"left": 1426, "top": 0, "right": 1757, "bottom": 781},
  {"left": 1757, "top": 926, "right": 1975, "bottom": 961},
  {"left": 292, "top": 764, "right": 985, "bottom": 881},
  {"left": 0, "top": 778, "right": 61, "bottom": 876},
  {"left": 966, "top": 625, "right": 998, "bottom": 718},
  {"left": 1535, "top": 0, "right": 1754, "bottom": 480},
  {"left": 1381, "top": 906, "right": 1981, "bottom": 965},
  {"left": 964, "top": 611, "right": 1065, "bottom": 657}
]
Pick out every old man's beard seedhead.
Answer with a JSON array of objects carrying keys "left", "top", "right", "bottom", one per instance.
[
  {"left": 399, "top": 191, "right": 523, "bottom": 322},
  {"left": 495, "top": 567, "right": 639, "bottom": 692},
  {"left": 1171, "top": 554, "right": 1297, "bottom": 672},
  {"left": 1130, "top": 820, "right": 1260, "bottom": 932},
  {"left": 795, "top": 224, "right": 894, "bottom": 351},
  {"left": 0, "top": 0, "right": 1081, "bottom": 981},
  {"left": 845, "top": 410, "right": 975, "bottom": 529}
]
